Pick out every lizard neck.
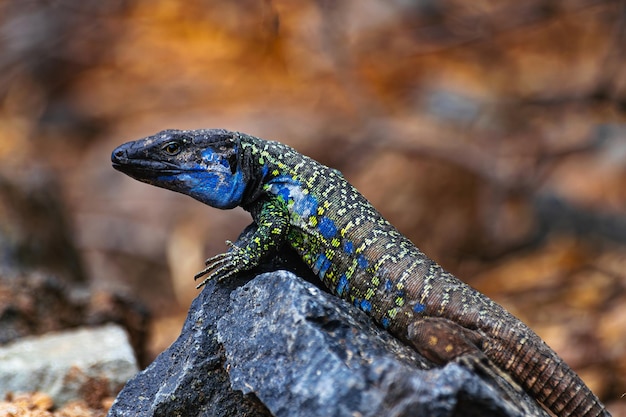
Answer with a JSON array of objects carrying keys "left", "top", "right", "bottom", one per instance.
[{"left": 238, "top": 134, "right": 270, "bottom": 208}]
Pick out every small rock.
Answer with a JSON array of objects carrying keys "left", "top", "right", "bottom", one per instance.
[
  {"left": 0, "top": 324, "right": 138, "bottom": 407},
  {"left": 0, "top": 167, "right": 149, "bottom": 364}
]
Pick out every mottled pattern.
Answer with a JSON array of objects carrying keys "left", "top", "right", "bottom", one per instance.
[{"left": 112, "top": 129, "right": 611, "bottom": 417}]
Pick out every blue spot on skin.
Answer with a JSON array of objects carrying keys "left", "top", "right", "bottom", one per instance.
[
  {"left": 385, "top": 279, "right": 393, "bottom": 292},
  {"left": 343, "top": 241, "right": 354, "bottom": 255},
  {"left": 396, "top": 290, "right": 405, "bottom": 298},
  {"left": 318, "top": 216, "right": 337, "bottom": 239},
  {"left": 413, "top": 303, "right": 426, "bottom": 314},
  {"left": 336, "top": 275, "right": 349, "bottom": 296},
  {"left": 190, "top": 171, "right": 246, "bottom": 208},
  {"left": 381, "top": 317, "right": 390, "bottom": 329},
  {"left": 293, "top": 193, "right": 318, "bottom": 218},
  {"left": 357, "top": 255, "right": 368, "bottom": 269},
  {"left": 267, "top": 176, "right": 318, "bottom": 218},
  {"left": 314, "top": 254, "right": 331, "bottom": 277},
  {"left": 277, "top": 186, "right": 291, "bottom": 203},
  {"left": 360, "top": 300, "right": 372, "bottom": 313}
]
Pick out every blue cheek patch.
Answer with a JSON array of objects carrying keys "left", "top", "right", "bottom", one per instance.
[
  {"left": 153, "top": 148, "right": 247, "bottom": 209},
  {"left": 360, "top": 299, "right": 372, "bottom": 313},
  {"left": 156, "top": 173, "right": 177, "bottom": 184},
  {"left": 201, "top": 148, "right": 220, "bottom": 163},
  {"left": 189, "top": 168, "right": 246, "bottom": 209}
]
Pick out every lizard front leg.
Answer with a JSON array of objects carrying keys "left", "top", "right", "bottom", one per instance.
[{"left": 194, "top": 198, "right": 289, "bottom": 288}]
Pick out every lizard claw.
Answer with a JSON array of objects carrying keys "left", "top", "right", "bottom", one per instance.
[
  {"left": 195, "top": 242, "right": 249, "bottom": 288},
  {"left": 203, "top": 251, "right": 229, "bottom": 266},
  {"left": 195, "top": 268, "right": 239, "bottom": 289}
]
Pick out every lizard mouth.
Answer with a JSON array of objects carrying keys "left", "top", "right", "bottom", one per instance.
[
  {"left": 112, "top": 161, "right": 182, "bottom": 178},
  {"left": 111, "top": 146, "right": 183, "bottom": 179},
  {"left": 111, "top": 142, "right": 184, "bottom": 176}
]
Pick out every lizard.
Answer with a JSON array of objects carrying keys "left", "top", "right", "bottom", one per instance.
[{"left": 111, "top": 128, "right": 611, "bottom": 417}]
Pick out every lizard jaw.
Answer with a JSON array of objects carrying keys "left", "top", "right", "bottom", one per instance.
[{"left": 112, "top": 144, "right": 182, "bottom": 180}]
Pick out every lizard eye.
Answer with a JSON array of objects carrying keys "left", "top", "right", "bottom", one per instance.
[{"left": 162, "top": 141, "right": 182, "bottom": 155}]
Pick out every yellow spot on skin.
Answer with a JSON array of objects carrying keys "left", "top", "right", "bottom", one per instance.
[
  {"left": 317, "top": 207, "right": 324, "bottom": 215},
  {"left": 371, "top": 276, "right": 380, "bottom": 286},
  {"left": 387, "top": 308, "right": 398, "bottom": 319},
  {"left": 445, "top": 344, "right": 454, "bottom": 353},
  {"left": 429, "top": 336, "right": 438, "bottom": 346},
  {"left": 365, "top": 288, "right": 375, "bottom": 300},
  {"left": 395, "top": 297, "right": 405, "bottom": 307},
  {"left": 272, "top": 169, "right": 279, "bottom": 176},
  {"left": 309, "top": 216, "right": 318, "bottom": 227},
  {"left": 331, "top": 238, "right": 341, "bottom": 247}
]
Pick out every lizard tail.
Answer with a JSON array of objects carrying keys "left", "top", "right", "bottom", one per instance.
[{"left": 486, "top": 330, "right": 611, "bottom": 417}]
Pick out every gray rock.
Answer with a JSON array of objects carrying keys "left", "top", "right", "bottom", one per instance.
[
  {"left": 107, "top": 273, "right": 273, "bottom": 417},
  {"left": 218, "top": 272, "right": 546, "bottom": 417},
  {"left": 0, "top": 323, "right": 138, "bottom": 406},
  {"left": 109, "top": 270, "right": 548, "bottom": 417}
]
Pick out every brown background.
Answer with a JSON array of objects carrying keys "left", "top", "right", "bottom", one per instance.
[{"left": 1, "top": 0, "right": 625, "bottom": 413}]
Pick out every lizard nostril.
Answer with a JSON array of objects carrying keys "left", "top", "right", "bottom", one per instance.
[
  {"left": 112, "top": 148, "right": 126, "bottom": 161},
  {"left": 112, "top": 147, "right": 127, "bottom": 164}
]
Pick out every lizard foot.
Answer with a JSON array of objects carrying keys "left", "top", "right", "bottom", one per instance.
[
  {"left": 406, "top": 318, "right": 526, "bottom": 411},
  {"left": 194, "top": 241, "right": 250, "bottom": 288}
]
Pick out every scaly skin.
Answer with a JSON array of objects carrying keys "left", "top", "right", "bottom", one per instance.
[{"left": 112, "top": 129, "right": 611, "bottom": 417}]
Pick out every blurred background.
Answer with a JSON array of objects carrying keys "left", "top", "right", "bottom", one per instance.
[{"left": 0, "top": 0, "right": 625, "bottom": 412}]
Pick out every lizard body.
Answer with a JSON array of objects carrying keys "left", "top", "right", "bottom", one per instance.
[{"left": 112, "top": 129, "right": 610, "bottom": 417}]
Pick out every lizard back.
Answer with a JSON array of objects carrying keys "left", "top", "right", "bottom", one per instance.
[{"left": 238, "top": 133, "right": 610, "bottom": 417}]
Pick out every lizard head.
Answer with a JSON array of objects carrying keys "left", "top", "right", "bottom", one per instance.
[{"left": 111, "top": 129, "right": 247, "bottom": 209}]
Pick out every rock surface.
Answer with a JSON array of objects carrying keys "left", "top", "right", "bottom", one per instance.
[
  {"left": 109, "top": 270, "right": 548, "bottom": 417},
  {"left": 107, "top": 273, "right": 272, "bottom": 417},
  {"left": 0, "top": 324, "right": 138, "bottom": 407}
]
